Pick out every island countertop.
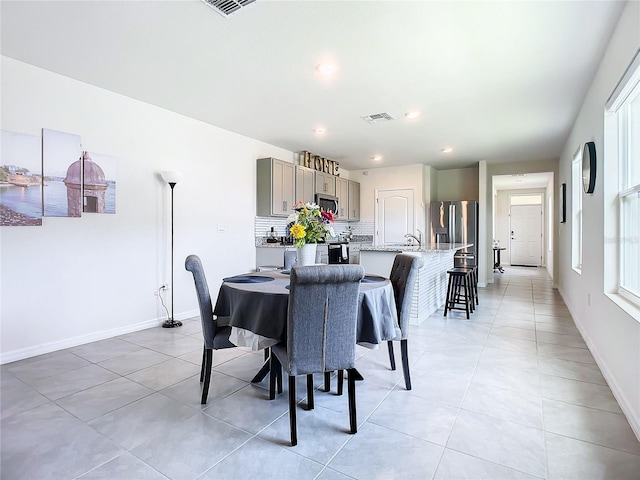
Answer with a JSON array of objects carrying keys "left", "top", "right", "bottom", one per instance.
[{"left": 359, "top": 242, "right": 472, "bottom": 253}]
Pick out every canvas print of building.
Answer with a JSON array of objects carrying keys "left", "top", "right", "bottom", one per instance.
[
  {"left": 0, "top": 130, "right": 43, "bottom": 226},
  {"left": 83, "top": 151, "right": 116, "bottom": 214},
  {"left": 42, "top": 128, "right": 82, "bottom": 217}
]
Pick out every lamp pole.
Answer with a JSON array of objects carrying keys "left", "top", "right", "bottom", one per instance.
[{"left": 161, "top": 171, "right": 182, "bottom": 328}]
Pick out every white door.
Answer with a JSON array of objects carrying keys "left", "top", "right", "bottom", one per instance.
[
  {"left": 510, "top": 204, "right": 542, "bottom": 266},
  {"left": 376, "top": 189, "right": 414, "bottom": 245}
]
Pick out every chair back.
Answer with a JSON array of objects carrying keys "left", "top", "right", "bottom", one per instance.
[
  {"left": 389, "top": 254, "right": 423, "bottom": 337},
  {"left": 285, "top": 264, "right": 365, "bottom": 375},
  {"left": 284, "top": 250, "right": 297, "bottom": 269},
  {"left": 185, "top": 255, "right": 217, "bottom": 349}
]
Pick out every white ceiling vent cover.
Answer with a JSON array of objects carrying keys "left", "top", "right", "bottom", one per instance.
[
  {"left": 201, "top": 0, "right": 257, "bottom": 17},
  {"left": 361, "top": 112, "right": 394, "bottom": 124}
]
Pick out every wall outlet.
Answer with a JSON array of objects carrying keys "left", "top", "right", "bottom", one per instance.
[{"left": 154, "top": 284, "right": 169, "bottom": 296}]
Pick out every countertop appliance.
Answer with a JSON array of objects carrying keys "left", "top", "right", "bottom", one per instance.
[
  {"left": 429, "top": 200, "right": 479, "bottom": 268},
  {"left": 328, "top": 241, "right": 350, "bottom": 264}
]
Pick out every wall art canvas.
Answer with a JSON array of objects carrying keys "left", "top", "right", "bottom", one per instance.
[
  {"left": 82, "top": 151, "right": 116, "bottom": 214},
  {"left": 0, "top": 130, "right": 43, "bottom": 226},
  {"left": 42, "top": 128, "right": 82, "bottom": 217}
]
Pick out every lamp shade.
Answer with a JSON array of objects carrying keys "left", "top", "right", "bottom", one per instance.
[{"left": 161, "top": 171, "right": 182, "bottom": 184}]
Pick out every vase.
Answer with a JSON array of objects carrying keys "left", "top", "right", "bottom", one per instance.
[{"left": 297, "top": 243, "right": 317, "bottom": 266}]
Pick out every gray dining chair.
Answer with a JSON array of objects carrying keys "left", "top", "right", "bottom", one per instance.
[
  {"left": 185, "top": 254, "right": 236, "bottom": 404},
  {"left": 387, "top": 253, "right": 423, "bottom": 390},
  {"left": 269, "top": 264, "right": 365, "bottom": 446}
]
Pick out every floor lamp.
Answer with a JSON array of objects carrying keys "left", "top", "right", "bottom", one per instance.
[{"left": 161, "top": 171, "right": 183, "bottom": 328}]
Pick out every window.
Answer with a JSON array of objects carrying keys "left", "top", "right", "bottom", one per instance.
[
  {"left": 571, "top": 147, "right": 583, "bottom": 273},
  {"left": 606, "top": 49, "right": 640, "bottom": 307}
]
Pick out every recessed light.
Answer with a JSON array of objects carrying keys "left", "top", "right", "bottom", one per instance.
[
  {"left": 372, "top": 155, "right": 383, "bottom": 162},
  {"left": 442, "top": 147, "right": 454, "bottom": 154},
  {"left": 314, "top": 128, "right": 327, "bottom": 135},
  {"left": 404, "top": 111, "right": 421, "bottom": 120},
  {"left": 315, "top": 63, "right": 337, "bottom": 75}
]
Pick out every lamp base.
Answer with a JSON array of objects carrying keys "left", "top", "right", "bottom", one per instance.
[{"left": 162, "top": 318, "right": 183, "bottom": 328}]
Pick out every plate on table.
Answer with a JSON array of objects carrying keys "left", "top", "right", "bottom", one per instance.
[
  {"left": 362, "top": 275, "right": 387, "bottom": 283},
  {"left": 223, "top": 275, "right": 274, "bottom": 283}
]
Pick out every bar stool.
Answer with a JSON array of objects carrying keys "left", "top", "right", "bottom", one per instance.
[{"left": 444, "top": 268, "right": 474, "bottom": 319}]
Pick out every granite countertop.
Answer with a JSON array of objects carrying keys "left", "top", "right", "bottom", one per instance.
[{"left": 360, "top": 242, "right": 472, "bottom": 253}]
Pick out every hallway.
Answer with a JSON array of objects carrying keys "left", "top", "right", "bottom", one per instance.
[{"left": 2, "top": 267, "right": 639, "bottom": 479}]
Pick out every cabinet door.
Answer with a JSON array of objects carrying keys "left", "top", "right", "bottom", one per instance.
[
  {"left": 348, "top": 180, "right": 360, "bottom": 221},
  {"left": 315, "top": 172, "right": 336, "bottom": 196},
  {"left": 336, "top": 177, "right": 349, "bottom": 219},
  {"left": 272, "top": 159, "right": 295, "bottom": 216},
  {"left": 295, "top": 166, "right": 315, "bottom": 205}
]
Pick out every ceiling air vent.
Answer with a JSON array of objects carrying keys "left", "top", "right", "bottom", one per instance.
[
  {"left": 361, "top": 112, "right": 394, "bottom": 124},
  {"left": 201, "top": 0, "right": 257, "bottom": 17}
]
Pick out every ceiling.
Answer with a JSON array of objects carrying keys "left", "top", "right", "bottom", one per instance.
[{"left": 0, "top": 0, "right": 625, "bottom": 172}]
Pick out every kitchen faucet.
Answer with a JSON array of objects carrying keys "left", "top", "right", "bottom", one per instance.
[{"left": 404, "top": 229, "right": 422, "bottom": 246}]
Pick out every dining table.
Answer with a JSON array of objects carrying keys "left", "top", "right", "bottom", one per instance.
[{"left": 212, "top": 268, "right": 400, "bottom": 382}]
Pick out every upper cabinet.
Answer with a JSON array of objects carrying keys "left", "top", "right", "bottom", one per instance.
[
  {"left": 256, "top": 157, "right": 295, "bottom": 217},
  {"left": 348, "top": 180, "right": 360, "bottom": 221},
  {"left": 336, "top": 177, "right": 349, "bottom": 219},
  {"left": 315, "top": 171, "right": 336, "bottom": 196},
  {"left": 295, "top": 165, "right": 315, "bottom": 205}
]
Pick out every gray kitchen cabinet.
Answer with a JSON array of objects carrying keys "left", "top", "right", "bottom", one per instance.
[
  {"left": 336, "top": 177, "right": 349, "bottom": 219},
  {"left": 348, "top": 180, "right": 360, "bottom": 221},
  {"left": 315, "top": 171, "right": 336, "bottom": 196},
  {"left": 295, "top": 165, "right": 315, "bottom": 205},
  {"left": 256, "top": 157, "right": 295, "bottom": 217}
]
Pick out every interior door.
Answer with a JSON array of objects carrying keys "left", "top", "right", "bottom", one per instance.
[
  {"left": 510, "top": 204, "right": 542, "bottom": 266},
  {"left": 376, "top": 189, "right": 414, "bottom": 245}
]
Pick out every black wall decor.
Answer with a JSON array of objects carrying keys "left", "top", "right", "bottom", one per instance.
[
  {"left": 560, "top": 183, "right": 567, "bottom": 223},
  {"left": 582, "top": 141, "right": 597, "bottom": 194}
]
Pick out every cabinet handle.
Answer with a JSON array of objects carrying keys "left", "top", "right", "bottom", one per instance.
[{"left": 283, "top": 201, "right": 287, "bottom": 212}]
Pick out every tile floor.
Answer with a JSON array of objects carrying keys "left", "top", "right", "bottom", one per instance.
[{"left": 2, "top": 267, "right": 640, "bottom": 479}]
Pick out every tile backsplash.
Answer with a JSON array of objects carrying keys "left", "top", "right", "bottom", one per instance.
[{"left": 255, "top": 216, "right": 373, "bottom": 242}]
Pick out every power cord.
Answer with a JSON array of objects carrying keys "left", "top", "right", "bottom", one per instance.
[{"left": 156, "top": 286, "right": 170, "bottom": 320}]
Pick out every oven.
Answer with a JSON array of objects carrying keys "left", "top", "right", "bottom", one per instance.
[{"left": 328, "top": 242, "right": 350, "bottom": 264}]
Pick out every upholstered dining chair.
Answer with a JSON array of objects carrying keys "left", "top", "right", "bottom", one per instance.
[
  {"left": 185, "top": 254, "right": 236, "bottom": 404},
  {"left": 387, "top": 253, "right": 424, "bottom": 390},
  {"left": 269, "top": 264, "right": 365, "bottom": 446}
]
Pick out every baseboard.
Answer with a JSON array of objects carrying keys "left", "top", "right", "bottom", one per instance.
[
  {"left": 0, "top": 309, "right": 199, "bottom": 365},
  {"left": 558, "top": 286, "right": 640, "bottom": 442}
]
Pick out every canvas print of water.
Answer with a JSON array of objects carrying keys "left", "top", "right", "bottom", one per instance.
[
  {"left": 83, "top": 151, "right": 116, "bottom": 214},
  {"left": 42, "top": 128, "right": 82, "bottom": 218},
  {"left": 0, "top": 130, "right": 43, "bottom": 226}
]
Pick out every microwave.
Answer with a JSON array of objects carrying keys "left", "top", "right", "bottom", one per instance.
[{"left": 315, "top": 193, "right": 338, "bottom": 214}]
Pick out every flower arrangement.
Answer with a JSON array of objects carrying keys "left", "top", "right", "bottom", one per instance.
[{"left": 287, "top": 201, "right": 336, "bottom": 248}]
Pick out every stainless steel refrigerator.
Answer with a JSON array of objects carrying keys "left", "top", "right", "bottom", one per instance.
[{"left": 429, "top": 201, "right": 479, "bottom": 268}]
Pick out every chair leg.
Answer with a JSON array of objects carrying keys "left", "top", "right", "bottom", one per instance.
[
  {"left": 347, "top": 368, "right": 357, "bottom": 434},
  {"left": 306, "top": 374, "right": 314, "bottom": 410},
  {"left": 269, "top": 354, "right": 279, "bottom": 400},
  {"left": 201, "top": 349, "right": 213, "bottom": 404},
  {"left": 444, "top": 274, "right": 453, "bottom": 316},
  {"left": 387, "top": 340, "right": 396, "bottom": 370},
  {"left": 324, "top": 371, "right": 331, "bottom": 392},
  {"left": 200, "top": 346, "right": 206, "bottom": 382},
  {"left": 277, "top": 364, "right": 283, "bottom": 394},
  {"left": 337, "top": 369, "right": 344, "bottom": 396},
  {"left": 288, "top": 376, "right": 297, "bottom": 446},
  {"left": 400, "top": 339, "right": 411, "bottom": 390}
]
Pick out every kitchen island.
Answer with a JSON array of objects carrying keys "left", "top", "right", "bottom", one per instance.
[{"left": 360, "top": 243, "right": 472, "bottom": 325}]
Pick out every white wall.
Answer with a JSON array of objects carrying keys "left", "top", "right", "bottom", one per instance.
[
  {"left": 556, "top": 1, "right": 640, "bottom": 437},
  {"left": 0, "top": 57, "right": 294, "bottom": 363},
  {"left": 350, "top": 164, "right": 426, "bottom": 237}
]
